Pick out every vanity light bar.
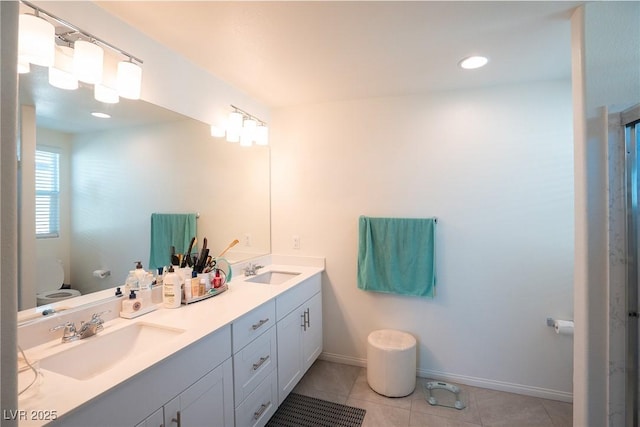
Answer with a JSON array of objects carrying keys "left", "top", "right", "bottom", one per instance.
[
  {"left": 230, "top": 104, "right": 267, "bottom": 127},
  {"left": 228, "top": 105, "right": 269, "bottom": 146},
  {"left": 19, "top": 0, "right": 143, "bottom": 66}
]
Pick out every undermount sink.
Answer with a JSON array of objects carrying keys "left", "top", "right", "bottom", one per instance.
[
  {"left": 39, "top": 322, "right": 185, "bottom": 381},
  {"left": 246, "top": 271, "right": 300, "bottom": 285}
]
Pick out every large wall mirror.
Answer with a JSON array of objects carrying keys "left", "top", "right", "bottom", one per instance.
[{"left": 18, "top": 66, "right": 271, "bottom": 311}]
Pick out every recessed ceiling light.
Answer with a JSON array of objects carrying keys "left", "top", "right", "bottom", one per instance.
[
  {"left": 459, "top": 56, "right": 489, "bottom": 70},
  {"left": 91, "top": 112, "right": 111, "bottom": 119}
]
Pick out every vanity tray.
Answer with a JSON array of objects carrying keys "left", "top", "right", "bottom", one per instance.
[{"left": 182, "top": 284, "right": 228, "bottom": 305}]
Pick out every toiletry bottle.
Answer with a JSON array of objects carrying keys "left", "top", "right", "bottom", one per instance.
[
  {"left": 156, "top": 267, "right": 164, "bottom": 287},
  {"left": 184, "top": 275, "right": 192, "bottom": 301},
  {"left": 163, "top": 265, "right": 181, "bottom": 308},
  {"left": 192, "top": 274, "right": 200, "bottom": 297},
  {"left": 125, "top": 270, "right": 138, "bottom": 292},
  {"left": 133, "top": 261, "right": 147, "bottom": 285},
  {"left": 213, "top": 269, "right": 222, "bottom": 288},
  {"left": 122, "top": 290, "right": 142, "bottom": 314}
]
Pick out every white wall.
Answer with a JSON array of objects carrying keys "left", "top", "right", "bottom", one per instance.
[
  {"left": 70, "top": 119, "right": 270, "bottom": 295},
  {"left": 271, "top": 80, "right": 574, "bottom": 399}
]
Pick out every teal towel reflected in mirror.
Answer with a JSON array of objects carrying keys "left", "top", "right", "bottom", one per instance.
[
  {"left": 149, "top": 213, "right": 197, "bottom": 270},
  {"left": 357, "top": 216, "right": 436, "bottom": 297}
]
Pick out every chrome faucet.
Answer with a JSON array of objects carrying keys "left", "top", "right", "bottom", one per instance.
[
  {"left": 244, "top": 263, "right": 264, "bottom": 276},
  {"left": 50, "top": 310, "right": 110, "bottom": 343}
]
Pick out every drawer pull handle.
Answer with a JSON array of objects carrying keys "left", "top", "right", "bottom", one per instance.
[
  {"left": 253, "top": 402, "right": 271, "bottom": 420},
  {"left": 251, "top": 318, "right": 270, "bottom": 330},
  {"left": 171, "top": 410, "right": 181, "bottom": 427},
  {"left": 253, "top": 355, "right": 270, "bottom": 370},
  {"left": 301, "top": 309, "right": 310, "bottom": 331}
]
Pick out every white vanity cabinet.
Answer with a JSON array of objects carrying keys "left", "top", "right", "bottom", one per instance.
[
  {"left": 52, "top": 326, "right": 234, "bottom": 427},
  {"left": 162, "top": 358, "right": 234, "bottom": 427},
  {"left": 232, "top": 301, "right": 278, "bottom": 427},
  {"left": 135, "top": 359, "right": 233, "bottom": 427},
  {"left": 135, "top": 408, "right": 163, "bottom": 427},
  {"left": 275, "top": 274, "right": 322, "bottom": 405}
]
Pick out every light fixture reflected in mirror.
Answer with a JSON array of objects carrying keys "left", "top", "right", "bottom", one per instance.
[
  {"left": 222, "top": 105, "right": 268, "bottom": 146},
  {"left": 73, "top": 40, "right": 104, "bottom": 84},
  {"left": 240, "top": 118, "right": 257, "bottom": 147},
  {"left": 255, "top": 124, "right": 269, "bottom": 146},
  {"left": 49, "top": 45, "right": 78, "bottom": 90},
  {"left": 95, "top": 51, "right": 119, "bottom": 103},
  {"left": 226, "top": 111, "right": 243, "bottom": 142}
]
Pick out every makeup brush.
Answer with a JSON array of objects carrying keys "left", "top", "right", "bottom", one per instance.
[{"left": 218, "top": 239, "right": 240, "bottom": 258}]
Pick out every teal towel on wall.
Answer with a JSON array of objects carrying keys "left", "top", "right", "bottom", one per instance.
[
  {"left": 357, "top": 216, "right": 436, "bottom": 297},
  {"left": 149, "top": 213, "right": 197, "bottom": 270}
]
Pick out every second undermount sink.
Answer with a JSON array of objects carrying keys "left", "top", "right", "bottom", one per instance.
[
  {"left": 246, "top": 271, "right": 300, "bottom": 285},
  {"left": 39, "top": 322, "right": 185, "bottom": 381}
]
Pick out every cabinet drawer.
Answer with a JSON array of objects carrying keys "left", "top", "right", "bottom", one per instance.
[
  {"left": 276, "top": 273, "right": 321, "bottom": 321},
  {"left": 234, "top": 326, "right": 277, "bottom": 405},
  {"left": 234, "top": 370, "right": 277, "bottom": 427},
  {"left": 232, "top": 300, "right": 276, "bottom": 353}
]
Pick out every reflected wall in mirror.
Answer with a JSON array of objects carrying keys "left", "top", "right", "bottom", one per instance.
[{"left": 18, "top": 66, "right": 270, "bottom": 310}]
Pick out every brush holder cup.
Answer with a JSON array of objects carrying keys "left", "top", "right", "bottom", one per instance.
[{"left": 367, "top": 329, "right": 417, "bottom": 397}]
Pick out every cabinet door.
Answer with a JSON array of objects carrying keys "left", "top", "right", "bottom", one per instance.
[
  {"left": 164, "top": 358, "right": 234, "bottom": 427},
  {"left": 135, "top": 408, "right": 163, "bottom": 427},
  {"left": 276, "top": 306, "right": 304, "bottom": 405},
  {"left": 301, "top": 292, "right": 323, "bottom": 372}
]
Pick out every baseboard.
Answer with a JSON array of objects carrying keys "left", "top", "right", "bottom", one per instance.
[
  {"left": 416, "top": 368, "right": 573, "bottom": 403},
  {"left": 319, "top": 351, "right": 366, "bottom": 367},
  {"left": 318, "top": 352, "right": 573, "bottom": 403}
]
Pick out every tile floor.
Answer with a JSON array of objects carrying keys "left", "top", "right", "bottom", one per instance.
[{"left": 292, "top": 360, "right": 573, "bottom": 427}]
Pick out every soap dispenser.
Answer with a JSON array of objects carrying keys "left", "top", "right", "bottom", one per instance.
[
  {"left": 133, "top": 261, "right": 147, "bottom": 286},
  {"left": 163, "top": 265, "right": 181, "bottom": 309},
  {"left": 122, "top": 290, "right": 142, "bottom": 314}
]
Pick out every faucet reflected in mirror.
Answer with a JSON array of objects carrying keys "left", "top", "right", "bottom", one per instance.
[{"left": 17, "top": 65, "right": 271, "bottom": 313}]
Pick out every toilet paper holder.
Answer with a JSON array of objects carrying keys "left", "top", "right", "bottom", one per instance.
[{"left": 546, "top": 317, "right": 555, "bottom": 327}]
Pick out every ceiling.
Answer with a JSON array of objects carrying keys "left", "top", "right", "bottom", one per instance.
[{"left": 95, "top": 1, "right": 581, "bottom": 108}]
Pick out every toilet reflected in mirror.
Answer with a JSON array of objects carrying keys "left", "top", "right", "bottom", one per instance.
[{"left": 35, "top": 258, "right": 81, "bottom": 306}]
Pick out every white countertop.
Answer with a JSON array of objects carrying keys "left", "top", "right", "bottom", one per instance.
[{"left": 17, "top": 261, "right": 324, "bottom": 426}]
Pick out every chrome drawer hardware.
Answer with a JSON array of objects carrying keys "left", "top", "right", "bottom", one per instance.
[
  {"left": 251, "top": 318, "right": 270, "bottom": 330},
  {"left": 252, "top": 355, "right": 270, "bottom": 371}
]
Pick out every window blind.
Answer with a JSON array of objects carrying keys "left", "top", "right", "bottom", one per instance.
[{"left": 35, "top": 149, "right": 60, "bottom": 238}]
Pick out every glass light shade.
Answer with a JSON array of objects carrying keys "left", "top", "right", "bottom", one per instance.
[
  {"left": 226, "top": 111, "right": 243, "bottom": 143},
  {"left": 117, "top": 61, "right": 142, "bottom": 100},
  {"left": 73, "top": 40, "right": 104, "bottom": 84},
  {"left": 49, "top": 67, "right": 78, "bottom": 90},
  {"left": 255, "top": 124, "right": 269, "bottom": 146},
  {"left": 18, "top": 14, "right": 55, "bottom": 67},
  {"left": 240, "top": 118, "right": 257, "bottom": 146},
  {"left": 49, "top": 46, "right": 78, "bottom": 90},
  {"left": 96, "top": 51, "right": 120, "bottom": 103},
  {"left": 95, "top": 84, "right": 120, "bottom": 104}
]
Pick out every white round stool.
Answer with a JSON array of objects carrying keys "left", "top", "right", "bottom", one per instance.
[{"left": 367, "top": 329, "right": 417, "bottom": 397}]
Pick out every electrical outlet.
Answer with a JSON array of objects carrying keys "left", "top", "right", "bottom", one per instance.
[
  {"left": 292, "top": 235, "right": 300, "bottom": 250},
  {"left": 244, "top": 233, "right": 252, "bottom": 247}
]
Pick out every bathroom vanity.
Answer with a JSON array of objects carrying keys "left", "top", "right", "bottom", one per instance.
[{"left": 16, "top": 257, "right": 324, "bottom": 427}]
